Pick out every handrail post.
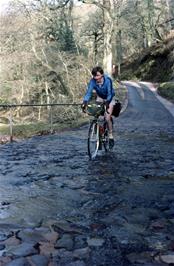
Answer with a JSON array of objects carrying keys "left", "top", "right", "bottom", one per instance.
[
  {"left": 50, "top": 105, "right": 53, "bottom": 134},
  {"left": 9, "top": 108, "right": 13, "bottom": 142}
]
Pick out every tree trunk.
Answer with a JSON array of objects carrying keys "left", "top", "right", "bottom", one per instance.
[
  {"left": 147, "top": 0, "right": 155, "bottom": 45},
  {"left": 102, "top": 0, "right": 114, "bottom": 76},
  {"left": 117, "top": 29, "right": 122, "bottom": 77},
  {"left": 165, "top": 0, "right": 172, "bottom": 30},
  {"left": 45, "top": 82, "right": 50, "bottom": 111},
  {"left": 94, "top": 33, "right": 98, "bottom": 65}
]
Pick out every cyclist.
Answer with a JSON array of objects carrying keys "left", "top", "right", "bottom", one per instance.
[{"left": 82, "top": 66, "right": 116, "bottom": 149}]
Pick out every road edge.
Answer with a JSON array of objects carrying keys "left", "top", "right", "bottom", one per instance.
[{"left": 139, "top": 82, "right": 174, "bottom": 118}]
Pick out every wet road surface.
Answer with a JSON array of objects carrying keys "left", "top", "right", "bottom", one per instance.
[{"left": 0, "top": 83, "right": 174, "bottom": 265}]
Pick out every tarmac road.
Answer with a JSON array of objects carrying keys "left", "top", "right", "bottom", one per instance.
[{"left": 0, "top": 82, "right": 174, "bottom": 265}]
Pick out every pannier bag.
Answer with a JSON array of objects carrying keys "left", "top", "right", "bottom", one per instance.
[{"left": 112, "top": 100, "right": 122, "bottom": 117}]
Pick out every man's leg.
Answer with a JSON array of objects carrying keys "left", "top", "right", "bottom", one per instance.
[
  {"left": 105, "top": 103, "right": 115, "bottom": 149},
  {"left": 105, "top": 104, "right": 114, "bottom": 133}
]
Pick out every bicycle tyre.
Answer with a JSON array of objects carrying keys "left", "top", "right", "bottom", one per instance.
[
  {"left": 103, "top": 119, "right": 113, "bottom": 152},
  {"left": 103, "top": 127, "right": 109, "bottom": 152},
  {"left": 88, "top": 121, "right": 99, "bottom": 159}
]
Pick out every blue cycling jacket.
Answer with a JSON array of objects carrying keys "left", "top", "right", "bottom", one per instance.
[{"left": 83, "top": 74, "right": 115, "bottom": 103}]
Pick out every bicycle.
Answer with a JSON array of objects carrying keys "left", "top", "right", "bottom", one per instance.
[{"left": 85, "top": 102, "right": 112, "bottom": 159}]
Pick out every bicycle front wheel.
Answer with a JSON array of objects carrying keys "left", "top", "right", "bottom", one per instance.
[
  {"left": 88, "top": 121, "right": 99, "bottom": 159},
  {"left": 103, "top": 128, "right": 109, "bottom": 152}
]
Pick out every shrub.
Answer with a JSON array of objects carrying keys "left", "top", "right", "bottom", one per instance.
[{"left": 158, "top": 82, "right": 174, "bottom": 103}]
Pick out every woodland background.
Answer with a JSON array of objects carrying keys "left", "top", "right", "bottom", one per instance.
[{"left": 0, "top": 0, "right": 174, "bottom": 128}]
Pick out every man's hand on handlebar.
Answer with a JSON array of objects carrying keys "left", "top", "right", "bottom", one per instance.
[{"left": 81, "top": 101, "right": 87, "bottom": 113}]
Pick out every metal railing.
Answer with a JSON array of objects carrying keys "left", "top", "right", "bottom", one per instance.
[{"left": 0, "top": 103, "right": 82, "bottom": 142}]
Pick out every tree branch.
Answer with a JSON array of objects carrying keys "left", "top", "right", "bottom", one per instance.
[
  {"left": 48, "top": 0, "right": 71, "bottom": 10},
  {"left": 159, "top": 18, "right": 174, "bottom": 27}
]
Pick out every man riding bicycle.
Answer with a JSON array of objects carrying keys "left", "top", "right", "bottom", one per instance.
[{"left": 82, "top": 66, "right": 116, "bottom": 149}]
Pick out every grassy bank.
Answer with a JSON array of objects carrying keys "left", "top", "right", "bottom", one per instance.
[
  {"left": 114, "top": 80, "right": 127, "bottom": 103},
  {"left": 158, "top": 82, "right": 174, "bottom": 103},
  {"left": 0, "top": 117, "right": 89, "bottom": 140}
]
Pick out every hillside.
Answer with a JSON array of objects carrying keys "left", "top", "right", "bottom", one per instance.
[{"left": 121, "top": 33, "right": 174, "bottom": 83}]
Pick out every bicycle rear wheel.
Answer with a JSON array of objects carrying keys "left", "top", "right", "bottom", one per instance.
[
  {"left": 88, "top": 121, "right": 99, "bottom": 159},
  {"left": 103, "top": 118, "right": 113, "bottom": 152}
]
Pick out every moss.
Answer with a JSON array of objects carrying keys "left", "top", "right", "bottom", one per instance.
[{"left": 158, "top": 82, "right": 174, "bottom": 103}]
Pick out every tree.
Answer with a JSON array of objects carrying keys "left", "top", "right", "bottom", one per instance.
[
  {"left": 80, "top": 9, "right": 103, "bottom": 64},
  {"left": 0, "top": 0, "right": 90, "bottom": 122},
  {"left": 77, "top": 0, "right": 116, "bottom": 75}
]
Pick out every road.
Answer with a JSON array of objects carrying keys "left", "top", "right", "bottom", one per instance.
[{"left": 0, "top": 82, "right": 174, "bottom": 265}]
